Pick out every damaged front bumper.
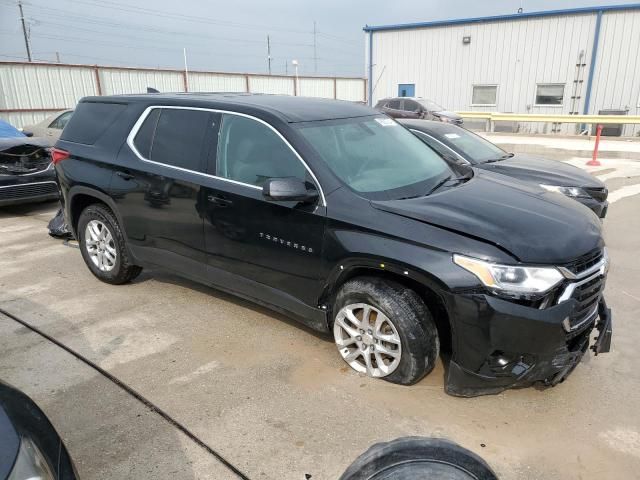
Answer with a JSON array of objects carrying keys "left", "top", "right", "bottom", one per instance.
[
  {"left": 0, "top": 141, "right": 58, "bottom": 206},
  {"left": 444, "top": 292, "right": 612, "bottom": 397}
]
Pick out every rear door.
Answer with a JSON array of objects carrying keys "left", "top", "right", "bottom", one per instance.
[
  {"left": 113, "top": 106, "right": 220, "bottom": 281},
  {"left": 202, "top": 113, "right": 326, "bottom": 314}
]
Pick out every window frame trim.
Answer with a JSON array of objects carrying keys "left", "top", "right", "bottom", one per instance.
[
  {"left": 471, "top": 84, "right": 498, "bottom": 107},
  {"left": 126, "top": 105, "right": 326, "bottom": 207},
  {"left": 534, "top": 83, "right": 566, "bottom": 107}
]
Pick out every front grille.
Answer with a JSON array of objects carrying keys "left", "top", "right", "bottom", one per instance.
[
  {"left": 563, "top": 249, "right": 604, "bottom": 276},
  {"left": 0, "top": 182, "right": 58, "bottom": 200},
  {"left": 567, "top": 275, "right": 604, "bottom": 333},
  {"left": 584, "top": 187, "right": 608, "bottom": 202}
]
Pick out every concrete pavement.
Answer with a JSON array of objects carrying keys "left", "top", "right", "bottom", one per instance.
[{"left": 1, "top": 141, "right": 640, "bottom": 479}]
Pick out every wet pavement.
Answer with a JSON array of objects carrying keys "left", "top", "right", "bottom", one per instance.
[{"left": 1, "top": 140, "right": 640, "bottom": 479}]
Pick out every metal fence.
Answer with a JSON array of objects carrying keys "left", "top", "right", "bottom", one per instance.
[{"left": 0, "top": 62, "right": 367, "bottom": 128}]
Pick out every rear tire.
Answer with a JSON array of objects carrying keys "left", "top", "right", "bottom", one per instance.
[
  {"left": 77, "top": 204, "right": 141, "bottom": 285},
  {"left": 332, "top": 277, "right": 439, "bottom": 385}
]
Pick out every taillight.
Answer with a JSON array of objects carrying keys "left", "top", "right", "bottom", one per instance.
[{"left": 51, "top": 147, "right": 70, "bottom": 165}]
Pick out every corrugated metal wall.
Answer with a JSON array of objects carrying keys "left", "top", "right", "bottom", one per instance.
[
  {"left": 99, "top": 69, "right": 184, "bottom": 96},
  {"left": 0, "top": 62, "right": 366, "bottom": 128},
  {"left": 188, "top": 72, "right": 247, "bottom": 93},
  {"left": 248, "top": 75, "right": 295, "bottom": 95},
  {"left": 336, "top": 78, "right": 367, "bottom": 102},
  {"left": 370, "top": 13, "right": 599, "bottom": 134},
  {"left": 589, "top": 10, "right": 640, "bottom": 136},
  {"left": 0, "top": 64, "right": 97, "bottom": 110}
]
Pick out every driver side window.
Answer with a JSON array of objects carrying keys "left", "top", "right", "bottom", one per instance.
[{"left": 216, "top": 114, "right": 306, "bottom": 187}]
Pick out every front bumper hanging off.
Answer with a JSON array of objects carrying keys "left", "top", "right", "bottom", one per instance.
[{"left": 444, "top": 294, "right": 613, "bottom": 398}]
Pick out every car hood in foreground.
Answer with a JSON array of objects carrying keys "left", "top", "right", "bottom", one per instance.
[
  {"left": 371, "top": 170, "right": 603, "bottom": 264},
  {"left": 480, "top": 153, "right": 604, "bottom": 188}
]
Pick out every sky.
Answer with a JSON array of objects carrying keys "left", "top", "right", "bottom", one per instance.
[{"left": 0, "top": 0, "right": 637, "bottom": 77}]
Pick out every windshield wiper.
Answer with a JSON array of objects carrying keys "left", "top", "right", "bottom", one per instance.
[
  {"left": 484, "top": 152, "right": 514, "bottom": 163},
  {"left": 397, "top": 171, "right": 472, "bottom": 200},
  {"left": 424, "top": 174, "right": 453, "bottom": 196}
]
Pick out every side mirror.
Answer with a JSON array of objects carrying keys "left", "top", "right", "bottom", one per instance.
[{"left": 262, "top": 177, "right": 319, "bottom": 203}]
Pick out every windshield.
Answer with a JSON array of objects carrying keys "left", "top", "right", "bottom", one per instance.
[
  {"left": 296, "top": 116, "right": 453, "bottom": 200},
  {"left": 417, "top": 99, "right": 444, "bottom": 111},
  {"left": 431, "top": 125, "right": 507, "bottom": 163}
]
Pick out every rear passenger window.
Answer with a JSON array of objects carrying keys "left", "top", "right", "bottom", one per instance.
[
  {"left": 61, "top": 102, "right": 126, "bottom": 145},
  {"left": 145, "top": 108, "right": 213, "bottom": 172},
  {"left": 216, "top": 114, "right": 305, "bottom": 187},
  {"left": 388, "top": 100, "right": 401, "bottom": 109}
]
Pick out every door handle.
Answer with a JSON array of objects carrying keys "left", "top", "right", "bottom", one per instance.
[
  {"left": 207, "top": 194, "right": 232, "bottom": 207},
  {"left": 115, "top": 171, "right": 134, "bottom": 180}
]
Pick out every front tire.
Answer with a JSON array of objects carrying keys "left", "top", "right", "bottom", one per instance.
[
  {"left": 333, "top": 277, "right": 439, "bottom": 385},
  {"left": 77, "top": 204, "right": 142, "bottom": 285}
]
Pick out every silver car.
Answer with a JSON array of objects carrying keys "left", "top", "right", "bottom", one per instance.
[{"left": 22, "top": 110, "right": 74, "bottom": 144}]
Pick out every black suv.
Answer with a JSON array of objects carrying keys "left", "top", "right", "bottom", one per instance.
[{"left": 54, "top": 94, "right": 612, "bottom": 397}]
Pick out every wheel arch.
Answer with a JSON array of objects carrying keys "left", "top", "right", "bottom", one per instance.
[
  {"left": 67, "top": 186, "right": 121, "bottom": 237},
  {"left": 320, "top": 259, "right": 454, "bottom": 354}
]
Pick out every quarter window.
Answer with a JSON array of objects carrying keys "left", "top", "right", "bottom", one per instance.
[
  {"left": 535, "top": 84, "right": 564, "bottom": 105},
  {"left": 472, "top": 85, "right": 497, "bottom": 106},
  {"left": 133, "top": 109, "right": 160, "bottom": 159},
  {"left": 216, "top": 114, "right": 306, "bottom": 187}
]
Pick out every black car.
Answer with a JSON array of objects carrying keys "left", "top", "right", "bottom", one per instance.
[
  {"left": 374, "top": 97, "right": 463, "bottom": 125},
  {"left": 54, "top": 94, "right": 611, "bottom": 396},
  {"left": 0, "top": 120, "right": 59, "bottom": 207},
  {"left": 0, "top": 381, "right": 78, "bottom": 480},
  {"left": 400, "top": 119, "right": 608, "bottom": 218}
]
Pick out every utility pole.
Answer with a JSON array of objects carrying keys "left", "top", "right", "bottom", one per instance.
[
  {"left": 55, "top": 51, "right": 60, "bottom": 63},
  {"left": 285, "top": 60, "right": 288, "bottom": 76},
  {"left": 18, "top": 1, "right": 32, "bottom": 62},
  {"left": 313, "top": 21, "right": 317, "bottom": 73},
  {"left": 183, "top": 47, "right": 189, "bottom": 92},
  {"left": 267, "top": 35, "right": 272, "bottom": 75}
]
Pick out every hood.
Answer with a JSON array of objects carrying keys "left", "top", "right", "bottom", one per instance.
[
  {"left": 480, "top": 153, "right": 604, "bottom": 188},
  {"left": 371, "top": 170, "right": 603, "bottom": 264},
  {"left": 433, "top": 110, "right": 462, "bottom": 121}
]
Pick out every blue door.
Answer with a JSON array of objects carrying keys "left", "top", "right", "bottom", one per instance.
[{"left": 398, "top": 84, "right": 415, "bottom": 97}]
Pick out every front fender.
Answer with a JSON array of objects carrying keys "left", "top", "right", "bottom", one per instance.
[{"left": 318, "top": 229, "right": 468, "bottom": 307}]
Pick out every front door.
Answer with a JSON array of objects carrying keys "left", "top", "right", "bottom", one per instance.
[{"left": 202, "top": 113, "right": 326, "bottom": 316}]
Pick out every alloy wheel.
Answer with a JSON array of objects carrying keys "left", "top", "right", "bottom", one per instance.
[
  {"left": 84, "top": 220, "right": 117, "bottom": 272},
  {"left": 334, "top": 303, "right": 402, "bottom": 378}
]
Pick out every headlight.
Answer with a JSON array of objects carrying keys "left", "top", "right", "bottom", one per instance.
[
  {"left": 540, "top": 184, "right": 590, "bottom": 199},
  {"left": 8, "top": 437, "right": 55, "bottom": 480},
  {"left": 453, "top": 254, "right": 564, "bottom": 296}
]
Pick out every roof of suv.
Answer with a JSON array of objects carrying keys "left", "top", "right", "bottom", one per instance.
[{"left": 80, "top": 93, "right": 375, "bottom": 123}]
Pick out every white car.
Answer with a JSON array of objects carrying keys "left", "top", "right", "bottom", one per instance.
[{"left": 22, "top": 110, "right": 74, "bottom": 144}]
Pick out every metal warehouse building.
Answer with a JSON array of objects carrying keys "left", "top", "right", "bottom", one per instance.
[{"left": 364, "top": 4, "right": 640, "bottom": 135}]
